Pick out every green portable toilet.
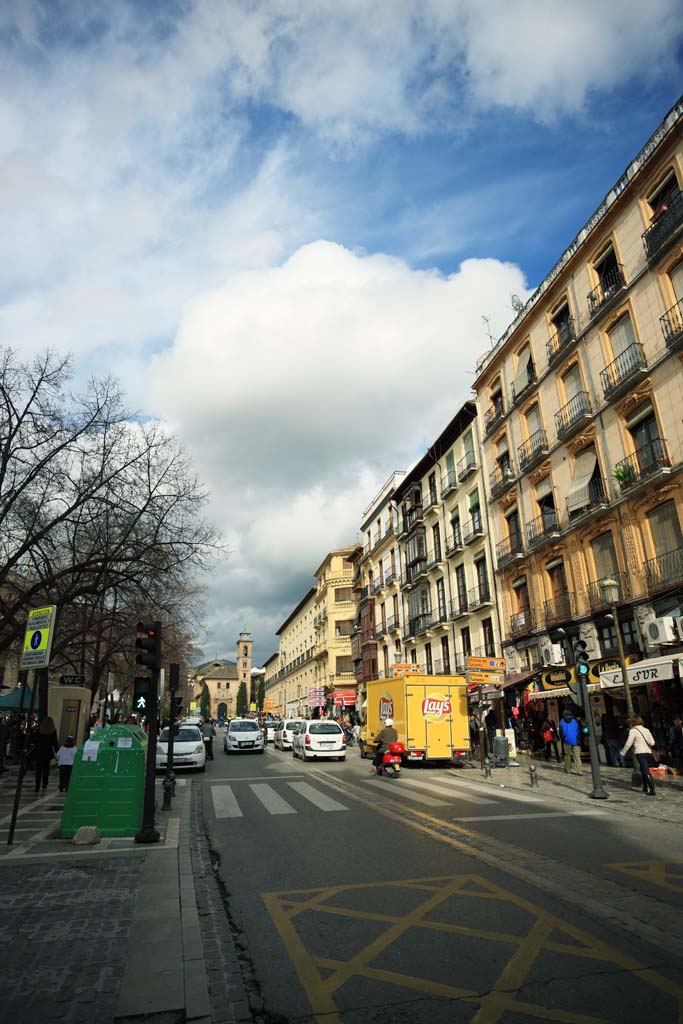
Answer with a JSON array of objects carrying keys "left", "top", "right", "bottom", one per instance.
[{"left": 60, "top": 724, "right": 148, "bottom": 838}]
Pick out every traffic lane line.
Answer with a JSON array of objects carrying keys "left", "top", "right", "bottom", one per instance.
[
  {"left": 364, "top": 778, "right": 449, "bottom": 807},
  {"left": 449, "top": 810, "right": 607, "bottom": 823},
  {"left": 208, "top": 775, "right": 306, "bottom": 783},
  {"left": 393, "top": 776, "right": 496, "bottom": 805}
]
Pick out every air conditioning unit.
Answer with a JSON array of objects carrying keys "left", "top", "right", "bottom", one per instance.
[
  {"left": 542, "top": 643, "right": 564, "bottom": 666},
  {"left": 675, "top": 616, "right": 683, "bottom": 640},
  {"left": 645, "top": 616, "right": 677, "bottom": 644}
]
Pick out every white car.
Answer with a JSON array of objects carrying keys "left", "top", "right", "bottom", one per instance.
[
  {"left": 292, "top": 720, "right": 346, "bottom": 762},
  {"left": 156, "top": 725, "right": 206, "bottom": 771},
  {"left": 262, "top": 719, "right": 278, "bottom": 743},
  {"left": 224, "top": 718, "right": 265, "bottom": 754},
  {"left": 274, "top": 719, "right": 304, "bottom": 750}
]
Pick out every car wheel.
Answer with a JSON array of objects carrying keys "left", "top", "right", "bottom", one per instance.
[
  {"left": 258, "top": 748, "right": 265, "bottom": 755},
  {"left": 338, "top": 756, "right": 346, "bottom": 762},
  {"left": 198, "top": 764, "right": 206, "bottom": 772}
]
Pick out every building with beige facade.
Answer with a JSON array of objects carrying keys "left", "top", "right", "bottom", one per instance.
[
  {"left": 265, "top": 588, "right": 317, "bottom": 714},
  {"left": 312, "top": 546, "right": 358, "bottom": 706},
  {"left": 472, "top": 97, "right": 683, "bottom": 718}
]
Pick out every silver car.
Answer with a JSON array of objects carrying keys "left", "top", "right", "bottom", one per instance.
[
  {"left": 274, "top": 719, "right": 304, "bottom": 750},
  {"left": 292, "top": 720, "right": 346, "bottom": 762},
  {"left": 224, "top": 719, "right": 265, "bottom": 754}
]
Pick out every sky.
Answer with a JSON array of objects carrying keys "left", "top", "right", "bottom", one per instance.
[{"left": 2, "top": 1, "right": 682, "bottom": 666}]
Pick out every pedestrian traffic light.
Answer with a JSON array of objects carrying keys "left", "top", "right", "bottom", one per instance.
[
  {"left": 133, "top": 677, "right": 151, "bottom": 713},
  {"left": 135, "top": 620, "right": 162, "bottom": 673},
  {"left": 574, "top": 639, "right": 590, "bottom": 677},
  {"left": 172, "top": 695, "right": 183, "bottom": 718}
]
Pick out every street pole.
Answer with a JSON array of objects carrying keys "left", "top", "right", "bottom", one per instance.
[
  {"left": 162, "top": 663, "right": 179, "bottom": 810},
  {"left": 135, "top": 621, "right": 162, "bottom": 845},
  {"left": 576, "top": 665, "right": 608, "bottom": 800},
  {"left": 612, "top": 600, "right": 634, "bottom": 719},
  {"left": 478, "top": 683, "right": 485, "bottom": 769},
  {"left": 8, "top": 675, "right": 37, "bottom": 845}
]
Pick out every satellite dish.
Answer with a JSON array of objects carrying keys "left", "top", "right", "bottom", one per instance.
[{"left": 511, "top": 294, "right": 523, "bottom": 312}]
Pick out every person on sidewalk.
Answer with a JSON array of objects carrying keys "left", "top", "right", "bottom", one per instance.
[
  {"left": 601, "top": 713, "right": 625, "bottom": 768},
  {"left": 542, "top": 718, "right": 560, "bottom": 763},
  {"left": 559, "top": 709, "right": 583, "bottom": 775},
  {"left": 57, "top": 735, "right": 77, "bottom": 792},
  {"left": 668, "top": 718, "right": 683, "bottom": 771},
  {"left": 201, "top": 718, "right": 216, "bottom": 760},
  {"left": 32, "top": 717, "right": 59, "bottom": 792},
  {"left": 621, "top": 716, "right": 657, "bottom": 796}
]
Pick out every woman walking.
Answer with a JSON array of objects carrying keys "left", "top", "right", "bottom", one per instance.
[
  {"left": 621, "top": 715, "right": 657, "bottom": 796},
  {"left": 32, "top": 717, "right": 59, "bottom": 793}
]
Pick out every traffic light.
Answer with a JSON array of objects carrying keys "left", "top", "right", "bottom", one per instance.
[
  {"left": 574, "top": 639, "right": 590, "bottom": 678},
  {"left": 135, "top": 620, "right": 162, "bottom": 673},
  {"left": 133, "top": 677, "right": 151, "bottom": 713},
  {"left": 172, "top": 695, "right": 183, "bottom": 719}
]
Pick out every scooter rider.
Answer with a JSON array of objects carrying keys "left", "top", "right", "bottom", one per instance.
[{"left": 370, "top": 718, "right": 398, "bottom": 775}]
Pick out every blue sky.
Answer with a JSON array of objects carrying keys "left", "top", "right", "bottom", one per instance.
[{"left": 1, "top": 1, "right": 682, "bottom": 665}]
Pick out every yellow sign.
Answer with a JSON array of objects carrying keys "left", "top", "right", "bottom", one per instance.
[
  {"left": 467, "top": 671, "right": 505, "bottom": 685},
  {"left": 20, "top": 605, "right": 57, "bottom": 670},
  {"left": 189, "top": 701, "right": 197, "bottom": 711},
  {"left": 467, "top": 656, "right": 506, "bottom": 671},
  {"left": 393, "top": 662, "right": 420, "bottom": 677}
]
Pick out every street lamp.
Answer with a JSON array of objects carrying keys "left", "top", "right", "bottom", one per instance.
[{"left": 600, "top": 578, "right": 634, "bottom": 719}]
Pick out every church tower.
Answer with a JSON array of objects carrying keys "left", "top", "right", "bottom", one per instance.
[{"left": 237, "top": 631, "right": 253, "bottom": 703}]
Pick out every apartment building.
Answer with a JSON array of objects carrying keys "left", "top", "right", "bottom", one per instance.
[
  {"left": 473, "top": 98, "right": 683, "bottom": 710},
  {"left": 312, "top": 546, "right": 358, "bottom": 705},
  {"left": 265, "top": 588, "right": 317, "bottom": 714},
  {"left": 350, "top": 472, "right": 405, "bottom": 699},
  {"left": 394, "top": 402, "right": 503, "bottom": 675}
]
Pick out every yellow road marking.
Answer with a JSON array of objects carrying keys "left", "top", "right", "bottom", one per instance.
[{"left": 608, "top": 859, "right": 683, "bottom": 893}]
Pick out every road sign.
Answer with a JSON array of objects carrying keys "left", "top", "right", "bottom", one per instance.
[
  {"left": 467, "top": 671, "right": 505, "bottom": 685},
  {"left": 466, "top": 656, "right": 506, "bottom": 671},
  {"left": 190, "top": 701, "right": 197, "bottom": 711},
  {"left": 393, "top": 662, "right": 420, "bottom": 677},
  {"left": 20, "top": 605, "right": 57, "bottom": 670},
  {"left": 59, "top": 674, "right": 85, "bottom": 686}
]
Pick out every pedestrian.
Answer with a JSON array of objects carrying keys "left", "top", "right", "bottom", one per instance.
[
  {"left": 668, "top": 718, "right": 683, "bottom": 771},
  {"left": 621, "top": 715, "right": 657, "bottom": 796},
  {"left": 542, "top": 718, "right": 560, "bottom": 763},
  {"left": 57, "top": 735, "right": 77, "bottom": 792},
  {"left": 352, "top": 720, "right": 361, "bottom": 747},
  {"left": 601, "top": 713, "right": 625, "bottom": 768},
  {"left": 32, "top": 716, "right": 59, "bottom": 792},
  {"left": 201, "top": 718, "right": 216, "bottom": 760},
  {"left": 559, "top": 709, "right": 583, "bottom": 775}
]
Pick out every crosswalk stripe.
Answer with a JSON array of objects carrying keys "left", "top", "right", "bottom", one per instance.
[
  {"left": 250, "top": 783, "right": 296, "bottom": 815},
  {"left": 287, "top": 782, "right": 348, "bottom": 812},
  {"left": 434, "top": 776, "right": 552, "bottom": 806},
  {"left": 396, "top": 776, "right": 495, "bottom": 805},
  {"left": 364, "top": 778, "right": 448, "bottom": 807},
  {"left": 211, "top": 786, "right": 243, "bottom": 818}
]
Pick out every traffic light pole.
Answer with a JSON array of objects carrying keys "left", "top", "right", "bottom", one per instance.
[
  {"left": 162, "top": 663, "right": 179, "bottom": 811},
  {"left": 135, "top": 620, "right": 162, "bottom": 845},
  {"left": 578, "top": 671, "right": 608, "bottom": 801}
]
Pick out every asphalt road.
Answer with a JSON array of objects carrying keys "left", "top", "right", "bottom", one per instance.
[{"left": 200, "top": 737, "right": 683, "bottom": 1024}]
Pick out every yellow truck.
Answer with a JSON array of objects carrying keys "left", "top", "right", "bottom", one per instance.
[{"left": 359, "top": 675, "right": 470, "bottom": 765}]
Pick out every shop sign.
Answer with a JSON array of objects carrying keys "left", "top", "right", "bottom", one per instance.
[
  {"left": 540, "top": 667, "right": 574, "bottom": 689},
  {"left": 601, "top": 660, "right": 674, "bottom": 688}
]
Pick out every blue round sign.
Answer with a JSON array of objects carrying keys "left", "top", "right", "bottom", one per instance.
[{"left": 30, "top": 630, "right": 42, "bottom": 650}]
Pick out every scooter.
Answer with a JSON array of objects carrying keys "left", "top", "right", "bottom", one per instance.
[{"left": 377, "top": 741, "right": 405, "bottom": 779}]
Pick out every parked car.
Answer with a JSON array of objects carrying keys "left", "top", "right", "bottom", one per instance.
[
  {"left": 156, "top": 725, "right": 206, "bottom": 771},
  {"left": 274, "top": 719, "right": 304, "bottom": 750},
  {"left": 224, "top": 719, "right": 265, "bottom": 754},
  {"left": 292, "top": 720, "right": 346, "bottom": 762},
  {"left": 262, "top": 719, "right": 278, "bottom": 743}
]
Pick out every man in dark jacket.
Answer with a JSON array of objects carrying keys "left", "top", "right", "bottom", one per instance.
[
  {"left": 559, "top": 709, "right": 582, "bottom": 775},
  {"left": 370, "top": 718, "right": 398, "bottom": 775}
]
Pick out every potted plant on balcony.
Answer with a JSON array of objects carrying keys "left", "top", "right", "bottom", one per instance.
[{"left": 613, "top": 463, "right": 637, "bottom": 489}]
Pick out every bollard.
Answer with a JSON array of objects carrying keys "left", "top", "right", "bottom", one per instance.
[
  {"left": 529, "top": 764, "right": 539, "bottom": 788},
  {"left": 169, "top": 768, "right": 176, "bottom": 797},
  {"left": 161, "top": 774, "right": 174, "bottom": 811},
  {"left": 483, "top": 756, "right": 492, "bottom": 779}
]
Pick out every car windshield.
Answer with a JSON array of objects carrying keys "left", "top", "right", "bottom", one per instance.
[
  {"left": 229, "top": 721, "right": 259, "bottom": 732},
  {"left": 309, "top": 723, "right": 342, "bottom": 735},
  {"left": 159, "top": 727, "right": 200, "bottom": 742}
]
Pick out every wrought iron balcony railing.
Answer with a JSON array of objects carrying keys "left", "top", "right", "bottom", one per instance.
[
  {"left": 457, "top": 452, "right": 478, "bottom": 481},
  {"left": 587, "top": 572, "right": 629, "bottom": 611},
  {"left": 526, "top": 509, "right": 560, "bottom": 548},
  {"left": 445, "top": 524, "right": 464, "bottom": 557},
  {"left": 450, "top": 596, "right": 469, "bottom": 619},
  {"left": 496, "top": 532, "right": 524, "bottom": 568},
  {"left": 613, "top": 437, "right": 671, "bottom": 492},
  {"left": 543, "top": 591, "right": 574, "bottom": 626},
  {"left": 642, "top": 190, "right": 683, "bottom": 261},
  {"left": 645, "top": 547, "right": 683, "bottom": 593},
  {"left": 441, "top": 468, "right": 457, "bottom": 497},
  {"left": 546, "top": 318, "right": 576, "bottom": 366},
  {"left": 600, "top": 341, "right": 647, "bottom": 401},
  {"left": 511, "top": 366, "right": 537, "bottom": 405},
  {"left": 566, "top": 477, "right": 609, "bottom": 521},
  {"left": 467, "top": 582, "right": 493, "bottom": 610},
  {"left": 518, "top": 429, "right": 548, "bottom": 472},
  {"left": 489, "top": 460, "right": 516, "bottom": 499},
  {"left": 484, "top": 399, "right": 505, "bottom": 436},
  {"left": 587, "top": 264, "right": 626, "bottom": 318},
  {"left": 509, "top": 607, "right": 533, "bottom": 638},
  {"left": 555, "top": 391, "right": 592, "bottom": 441},
  {"left": 660, "top": 296, "right": 683, "bottom": 352},
  {"left": 462, "top": 508, "right": 484, "bottom": 545}
]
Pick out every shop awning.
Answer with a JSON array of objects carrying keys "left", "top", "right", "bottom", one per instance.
[
  {"left": 332, "top": 689, "right": 357, "bottom": 706},
  {"left": 0, "top": 686, "right": 34, "bottom": 709},
  {"left": 527, "top": 683, "right": 601, "bottom": 700},
  {"left": 600, "top": 655, "right": 681, "bottom": 689},
  {"left": 566, "top": 449, "right": 597, "bottom": 513}
]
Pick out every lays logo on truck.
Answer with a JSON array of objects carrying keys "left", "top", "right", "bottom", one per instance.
[
  {"left": 421, "top": 693, "right": 452, "bottom": 720},
  {"left": 379, "top": 695, "right": 394, "bottom": 719}
]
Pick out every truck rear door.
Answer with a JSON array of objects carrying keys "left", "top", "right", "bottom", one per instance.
[{"left": 405, "top": 683, "right": 454, "bottom": 759}]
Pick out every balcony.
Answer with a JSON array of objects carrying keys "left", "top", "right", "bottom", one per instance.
[
  {"left": 642, "top": 190, "right": 683, "bottom": 261},
  {"left": 489, "top": 460, "right": 516, "bottom": 500},
  {"left": 586, "top": 572, "right": 629, "bottom": 612},
  {"left": 546, "top": 318, "right": 577, "bottom": 367},
  {"left": 467, "top": 582, "right": 493, "bottom": 611},
  {"left": 432, "top": 659, "right": 451, "bottom": 676},
  {"left": 511, "top": 367, "right": 537, "bottom": 406},
  {"left": 375, "top": 622, "right": 386, "bottom": 640},
  {"left": 445, "top": 524, "right": 464, "bottom": 557},
  {"left": 566, "top": 477, "right": 609, "bottom": 523},
  {"left": 457, "top": 452, "right": 478, "bottom": 481},
  {"left": 372, "top": 578, "right": 383, "bottom": 596},
  {"left": 386, "top": 616, "right": 401, "bottom": 634},
  {"left": 509, "top": 607, "right": 534, "bottom": 638},
  {"left": 587, "top": 264, "right": 626, "bottom": 320},
  {"left": 543, "top": 591, "right": 574, "bottom": 626},
  {"left": 384, "top": 569, "right": 398, "bottom": 587},
  {"left": 424, "top": 546, "right": 444, "bottom": 572},
  {"left": 600, "top": 342, "right": 647, "bottom": 402},
  {"left": 526, "top": 508, "right": 560, "bottom": 549},
  {"left": 555, "top": 391, "right": 592, "bottom": 442},
  {"left": 660, "top": 297, "right": 683, "bottom": 352},
  {"left": 613, "top": 437, "right": 671, "bottom": 493},
  {"left": 411, "top": 613, "right": 436, "bottom": 638},
  {"left": 484, "top": 398, "right": 505, "bottom": 436},
  {"left": 518, "top": 429, "right": 549, "bottom": 473},
  {"left": 645, "top": 547, "right": 683, "bottom": 593},
  {"left": 404, "top": 504, "right": 424, "bottom": 533},
  {"left": 402, "top": 624, "right": 415, "bottom": 643},
  {"left": 450, "top": 597, "right": 469, "bottom": 620},
  {"left": 496, "top": 533, "right": 525, "bottom": 569},
  {"left": 441, "top": 468, "right": 457, "bottom": 498},
  {"left": 462, "top": 509, "right": 484, "bottom": 545}
]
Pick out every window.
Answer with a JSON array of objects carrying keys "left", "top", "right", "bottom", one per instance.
[
  {"left": 562, "top": 363, "right": 583, "bottom": 402},
  {"left": 451, "top": 510, "right": 461, "bottom": 545},
  {"left": 546, "top": 560, "right": 568, "bottom": 597},
  {"left": 551, "top": 299, "right": 572, "bottom": 339},
  {"left": 495, "top": 436, "right": 511, "bottom": 473},
  {"left": 482, "top": 618, "right": 495, "bottom": 656},
  {"left": 335, "top": 620, "right": 354, "bottom": 636},
  {"left": 463, "top": 430, "right": 475, "bottom": 462},
  {"left": 335, "top": 587, "right": 352, "bottom": 602},
  {"left": 567, "top": 445, "right": 602, "bottom": 517},
  {"left": 406, "top": 529, "right": 427, "bottom": 565},
  {"left": 383, "top": 646, "right": 389, "bottom": 676},
  {"left": 432, "top": 523, "right": 442, "bottom": 561},
  {"left": 392, "top": 594, "right": 399, "bottom": 620},
  {"left": 445, "top": 449, "right": 455, "bottom": 481},
  {"left": 469, "top": 488, "right": 481, "bottom": 530},
  {"left": 607, "top": 313, "right": 637, "bottom": 359},
  {"left": 379, "top": 604, "right": 386, "bottom": 630},
  {"left": 490, "top": 377, "right": 503, "bottom": 416},
  {"left": 440, "top": 636, "right": 451, "bottom": 674},
  {"left": 591, "top": 532, "right": 619, "bottom": 580},
  {"left": 647, "top": 170, "right": 680, "bottom": 216},
  {"left": 670, "top": 260, "right": 683, "bottom": 303},
  {"left": 513, "top": 341, "right": 535, "bottom": 397},
  {"left": 455, "top": 565, "right": 467, "bottom": 607},
  {"left": 425, "top": 642, "right": 433, "bottom": 674},
  {"left": 436, "top": 578, "right": 447, "bottom": 620},
  {"left": 599, "top": 619, "right": 638, "bottom": 656},
  {"left": 410, "top": 648, "right": 417, "bottom": 665},
  {"left": 243, "top": 646, "right": 248, "bottom": 657},
  {"left": 506, "top": 508, "right": 521, "bottom": 547},
  {"left": 390, "top": 548, "right": 396, "bottom": 575},
  {"left": 460, "top": 626, "right": 472, "bottom": 659},
  {"left": 535, "top": 475, "right": 556, "bottom": 521},
  {"left": 475, "top": 556, "right": 489, "bottom": 600},
  {"left": 525, "top": 402, "right": 542, "bottom": 440},
  {"left": 428, "top": 472, "right": 438, "bottom": 505},
  {"left": 647, "top": 500, "right": 683, "bottom": 557},
  {"left": 336, "top": 656, "right": 353, "bottom": 674},
  {"left": 342, "top": 559, "right": 353, "bottom": 570},
  {"left": 408, "top": 585, "right": 431, "bottom": 621},
  {"left": 592, "top": 244, "right": 623, "bottom": 305}
]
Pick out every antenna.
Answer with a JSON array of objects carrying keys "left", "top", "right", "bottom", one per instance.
[
  {"left": 511, "top": 294, "right": 523, "bottom": 312},
  {"left": 481, "top": 315, "right": 495, "bottom": 347}
]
